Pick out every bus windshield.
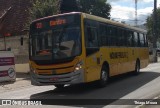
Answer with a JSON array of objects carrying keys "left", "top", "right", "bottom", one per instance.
[{"left": 30, "top": 14, "right": 81, "bottom": 63}]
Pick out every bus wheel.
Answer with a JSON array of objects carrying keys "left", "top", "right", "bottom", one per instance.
[
  {"left": 98, "top": 66, "right": 109, "bottom": 87},
  {"left": 134, "top": 61, "right": 140, "bottom": 75},
  {"left": 54, "top": 84, "right": 64, "bottom": 89}
]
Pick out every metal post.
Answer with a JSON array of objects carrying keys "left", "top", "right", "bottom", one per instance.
[
  {"left": 135, "top": 0, "right": 138, "bottom": 26},
  {"left": 3, "top": 35, "right": 6, "bottom": 50},
  {"left": 153, "top": 0, "right": 157, "bottom": 62}
]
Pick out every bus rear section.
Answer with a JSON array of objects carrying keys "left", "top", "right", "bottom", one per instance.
[
  {"left": 29, "top": 13, "right": 85, "bottom": 87},
  {"left": 0, "top": 51, "right": 16, "bottom": 82}
]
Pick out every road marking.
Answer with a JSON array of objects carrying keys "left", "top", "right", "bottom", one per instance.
[{"left": 154, "top": 96, "right": 159, "bottom": 99}]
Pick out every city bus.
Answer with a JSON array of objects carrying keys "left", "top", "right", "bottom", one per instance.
[{"left": 29, "top": 12, "right": 149, "bottom": 88}]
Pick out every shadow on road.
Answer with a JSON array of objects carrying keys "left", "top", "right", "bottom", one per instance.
[{"left": 30, "top": 71, "right": 160, "bottom": 107}]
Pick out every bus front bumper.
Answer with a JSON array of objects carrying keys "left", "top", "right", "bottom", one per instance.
[{"left": 30, "top": 69, "right": 85, "bottom": 86}]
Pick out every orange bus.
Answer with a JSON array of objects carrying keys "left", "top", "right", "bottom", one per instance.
[{"left": 29, "top": 12, "right": 149, "bottom": 88}]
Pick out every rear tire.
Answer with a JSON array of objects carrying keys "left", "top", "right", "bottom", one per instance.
[{"left": 98, "top": 66, "right": 109, "bottom": 88}]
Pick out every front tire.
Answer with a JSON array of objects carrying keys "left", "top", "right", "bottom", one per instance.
[{"left": 98, "top": 66, "right": 109, "bottom": 87}]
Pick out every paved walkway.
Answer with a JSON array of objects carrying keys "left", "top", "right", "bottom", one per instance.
[{"left": 0, "top": 73, "right": 31, "bottom": 93}]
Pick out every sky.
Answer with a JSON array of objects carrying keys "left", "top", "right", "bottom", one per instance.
[{"left": 107, "top": 0, "right": 160, "bottom": 26}]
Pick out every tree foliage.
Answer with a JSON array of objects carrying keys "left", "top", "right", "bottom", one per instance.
[
  {"left": 29, "top": 0, "right": 59, "bottom": 20},
  {"left": 60, "top": 0, "right": 79, "bottom": 13},
  {"left": 26, "top": 0, "right": 59, "bottom": 28},
  {"left": 78, "top": 0, "right": 111, "bottom": 19},
  {"left": 26, "top": 0, "right": 111, "bottom": 28},
  {"left": 146, "top": 7, "right": 160, "bottom": 42},
  {"left": 60, "top": 0, "right": 111, "bottom": 19}
]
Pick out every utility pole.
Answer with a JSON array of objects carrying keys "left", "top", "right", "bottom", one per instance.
[
  {"left": 3, "top": 34, "right": 6, "bottom": 50},
  {"left": 135, "top": 0, "right": 138, "bottom": 26},
  {"left": 153, "top": 0, "right": 157, "bottom": 62}
]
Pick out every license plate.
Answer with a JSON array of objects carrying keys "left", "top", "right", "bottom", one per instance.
[{"left": 50, "top": 77, "right": 59, "bottom": 81}]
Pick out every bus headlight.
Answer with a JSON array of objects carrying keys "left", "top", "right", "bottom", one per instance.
[
  {"left": 74, "top": 61, "right": 83, "bottom": 71},
  {"left": 30, "top": 65, "right": 36, "bottom": 73}
]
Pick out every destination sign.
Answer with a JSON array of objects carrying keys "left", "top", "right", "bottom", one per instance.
[{"left": 50, "top": 19, "right": 66, "bottom": 26}]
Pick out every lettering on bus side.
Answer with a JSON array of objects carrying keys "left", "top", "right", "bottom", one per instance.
[{"left": 110, "top": 52, "right": 128, "bottom": 59}]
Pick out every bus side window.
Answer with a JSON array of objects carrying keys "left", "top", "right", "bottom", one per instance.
[
  {"left": 106, "top": 26, "right": 110, "bottom": 46},
  {"left": 126, "top": 31, "right": 132, "bottom": 47},
  {"left": 107, "top": 26, "right": 117, "bottom": 46},
  {"left": 139, "top": 33, "right": 145, "bottom": 47},
  {"left": 127, "top": 31, "right": 134, "bottom": 47},
  {"left": 144, "top": 34, "right": 148, "bottom": 47},
  {"left": 134, "top": 32, "right": 138, "bottom": 47},
  {"left": 119, "top": 29, "right": 125, "bottom": 46},
  {"left": 99, "top": 24, "right": 107, "bottom": 46},
  {"left": 109, "top": 27, "right": 113, "bottom": 46},
  {"left": 112, "top": 27, "right": 117, "bottom": 46},
  {"left": 107, "top": 26, "right": 112, "bottom": 46},
  {"left": 123, "top": 30, "right": 128, "bottom": 46},
  {"left": 86, "top": 27, "right": 98, "bottom": 47},
  {"left": 137, "top": 33, "right": 141, "bottom": 47},
  {"left": 131, "top": 31, "right": 134, "bottom": 47},
  {"left": 126, "top": 31, "right": 129, "bottom": 46},
  {"left": 117, "top": 28, "right": 120, "bottom": 46}
]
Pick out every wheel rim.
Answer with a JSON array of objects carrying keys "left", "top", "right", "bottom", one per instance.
[{"left": 101, "top": 70, "right": 108, "bottom": 81}]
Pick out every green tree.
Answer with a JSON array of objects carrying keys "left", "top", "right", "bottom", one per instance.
[
  {"left": 146, "top": 7, "right": 160, "bottom": 42},
  {"left": 59, "top": 0, "right": 111, "bottom": 19},
  {"left": 60, "top": 0, "right": 79, "bottom": 13},
  {"left": 26, "top": 0, "right": 59, "bottom": 28},
  {"left": 26, "top": 0, "right": 111, "bottom": 28},
  {"left": 29, "top": 0, "right": 59, "bottom": 19},
  {"left": 78, "top": 0, "right": 111, "bottom": 19}
]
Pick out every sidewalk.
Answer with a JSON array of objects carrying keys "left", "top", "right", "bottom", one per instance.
[{"left": 0, "top": 73, "right": 31, "bottom": 93}]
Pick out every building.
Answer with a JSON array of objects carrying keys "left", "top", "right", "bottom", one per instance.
[{"left": 0, "top": 0, "right": 32, "bottom": 63}]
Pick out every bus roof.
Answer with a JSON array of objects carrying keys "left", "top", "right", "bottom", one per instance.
[
  {"left": 31, "top": 12, "right": 147, "bottom": 34},
  {"left": 82, "top": 13, "right": 147, "bottom": 33},
  {"left": 31, "top": 12, "right": 81, "bottom": 23}
]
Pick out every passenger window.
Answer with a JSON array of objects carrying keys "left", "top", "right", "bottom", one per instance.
[
  {"left": 99, "top": 24, "right": 107, "bottom": 46},
  {"left": 139, "top": 33, "right": 145, "bottom": 47},
  {"left": 119, "top": 29, "right": 125, "bottom": 46},
  {"left": 144, "top": 34, "right": 148, "bottom": 47},
  {"left": 127, "top": 31, "right": 134, "bottom": 47},
  {"left": 134, "top": 32, "right": 138, "bottom": 47},
  {"left": 86, "top": 27, "right": 98, "bottom": 48}
]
